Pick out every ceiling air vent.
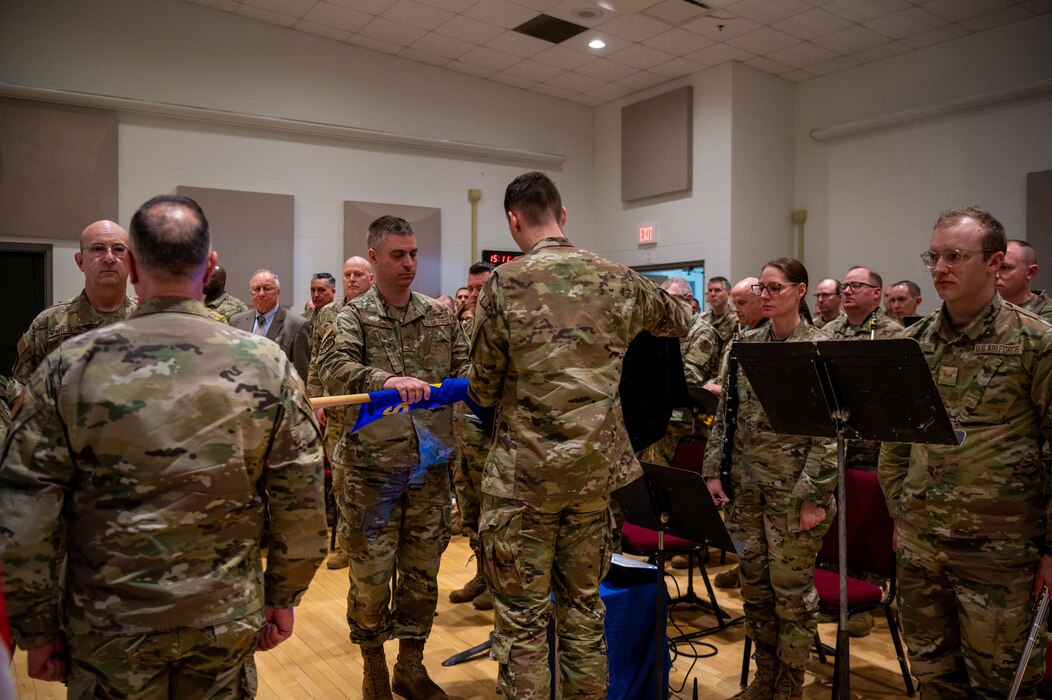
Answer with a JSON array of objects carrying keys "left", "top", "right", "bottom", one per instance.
[{"left": 512, "top": 14, "right": 589, "bottom": 44}]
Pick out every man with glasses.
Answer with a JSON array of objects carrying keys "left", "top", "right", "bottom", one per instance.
[
  {"left": 12, "top": 220, "right": 137, "bottom": 383},
  {"left": 812, "top": 278, "right": 844, "bottom": 328},
  {"left": 703, "top": 276, "right": 738, "bottom": 344},
  {"left": 997, "top": 239, "right": 1052, "bottom": 322},
  {"left": 230, "top": 269, "right": 311, "bottom": 381},
  {"left": 879, "top": 206, "right": 1052, "bottom": 699},
  {"left": 824, "top": 266, "right": 902, "bottom": 340}
]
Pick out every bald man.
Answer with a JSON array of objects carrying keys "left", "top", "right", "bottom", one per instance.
[
  {"left": 306, "top": 255, "right": 375, "bottom": 570},
  {"left": 202, "top": 265, "right": 248, "bottom": 321},
  {"left": 13, "top": 220, "right": 137, "bottom": 383}
]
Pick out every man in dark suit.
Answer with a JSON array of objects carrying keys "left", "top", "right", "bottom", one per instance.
[{"left": 230, "top": 269, "right": 311, "bottom": 381}]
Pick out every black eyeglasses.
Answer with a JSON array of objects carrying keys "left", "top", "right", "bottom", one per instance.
[
  {"left": 841, "top": 281, "right": 880, "bottom": 292},
  {"left": 751, "top": 283, "right": 796, "bottom": 296}
]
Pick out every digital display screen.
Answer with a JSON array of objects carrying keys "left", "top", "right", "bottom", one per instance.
[{"left": 481, "top": 249, "right": 523, "bottom": 265}]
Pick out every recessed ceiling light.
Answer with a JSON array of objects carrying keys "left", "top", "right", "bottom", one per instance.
[{"left": 589, "top": 39, "right": 606, "bottom": 49}]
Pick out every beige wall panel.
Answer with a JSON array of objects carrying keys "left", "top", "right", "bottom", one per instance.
[{"left": 344, "top": 202, "right": 441, "bottom": 298}]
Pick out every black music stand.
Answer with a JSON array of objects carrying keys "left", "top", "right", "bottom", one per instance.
[
  {"left": 614, "top": 462, "right": 737, "bottom": 699},
  {"left": 733, "top": 338, "right": 958, "bottom": 700}
]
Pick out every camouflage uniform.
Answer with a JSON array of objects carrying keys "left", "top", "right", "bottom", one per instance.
[
  {"left": 205, "top": 290, "right": 249, "bottom": 321},
  {"left": 878, "top": 293, "right": 1052, "bottom": 699},
  {"left": 823, "top": 308, "right": 903, "bottom": 471},
  {"left": 1021, "top": 289, "right": 1052, "bottom": 322},
  {"left": 702, "top": 321, "right": 837, "bottom": 671},
  {"left": 307, "top": 298, "right": 349, "bottom": 460},
  {"left": 469, "top": 236, "right": 692, "bottom": 698},
  {"left": 319, "top": 286, "right": 469, "bottom": 647},
  {"left": 12, "top": 290, "right": 136, "bottom": 383},
  {"left": 0, "top": 296, "right": 327, "bottom": 697},
  {"left": 0, "top": 376, "right": 20, "bottom": 447},
  {"left": 702, "top": 307, "right": 738, "bottom": 345},
  {"left": 639, "top": 313, "right": 723, "bottom": 466},
  {"left": 813, "top": 311, "right": 844, "bottom": 329}
]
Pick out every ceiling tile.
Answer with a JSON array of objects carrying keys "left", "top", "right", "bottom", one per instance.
[
  {"left": 823, "top": 0, "right": 911, "bottom": 23},
  {"left": 462, "top": 0, "right": 538, "bottom": 29},
  {"left": 767, "top": 41, "right": 839, "bottom": 67},
  {"left": 530, "top": 82, "right": 578, "bottom": 100},
  {"left": 236, "top": 4, "right": 299, "bottom": 26},
  {"left": 743, "top": 55, "right": 794, "bottom": 75},
  {"left": 243, "top": 0, "right": 314, "bottom": 17},
  {"left": 570, "top": 93, "right": 604, "bottom": 107},
  {"left": 328, "top": 0, "right": 397, "bottom": 13},
  {"left": 488, "top": 71, "right": 538, "bottom": 89},
  {"left": 185, "top": 0, "right": 238, "bottom": 11},
  {"left": 445, "top": 60, "right": 497, "bottom": 78},
  {"left": 783, "top": 68, "right": 815, "bottom": 81},
  {"left": 303, "top": 3, "right": 372, "bottom": 33},
  {"left": 685, "top": 42, "right": 756, "bottom": 65},
  {"left": 435, "top": 14, "right": 506, "bottom": 43},
  {"left": 771, "top": 7, "right": 853, "bottom": 40},
  {"left": 346, "top": 34, "right": 404, "bottom": 54},
  {"left": 958, "top": 4, "right": 1036, "bottom": 30},
  {"left": 900, "top": 23, "right": 969, "bottom": 48},
  {"left": 382, "top": 0, "right": 455, "bottom": 30},
  {"left": 547, "top": 70, "right": 605, "bottom": 92},
  {"left": 398, "top": 46, "right": 451, "bottom": 65},
  {"left": 643, "top": 27, "right": 715, "bottom": 56},
  {"left": 805, "top": 54, "right": 860, "bottom": 75},
  {"left": 484, "top": 30, "right": 552, "bottom": 57},
  {"left": 586, "top": 82, "right": 636, "bottom": 101},
  {"left": 727, "top": 26, "right": 802, "bottom": 54},
  {"left": 416, "top": 0, "right": 475, "bottom": 11},
  {"left": 409, "top": 31, "right": 475, "bottom": 59},
  {"left": 649, "top": 56, "right": 707, "bottom": 78},
  {"left": 920, "top": 0, "right": 1015, "bottom": 22},
  {"left": 577, "top": 58, "right": 639, "bottom": 80},
  {"left": 502, "top": 58, "right": 566, "bottom": 81},
  {"left": 683, "top": 15, "right": 761, "bottom": 41},
  {"left": 644, "top": 0, "right": 715, "bottom": 24},
  {"left": 359, "top": 16, "right": 428, "bottom": 44},
  {"left": 596, "top": 13, "right": 671, "bottom": 42},
  {"left": 457, "top": 44, "right": 522, "bottom": 71},
  {"left": 532, "top": 44, "right": 598, "bottom": 69},
  {"left": 607, "top": 43, "right": 676, "bottom": 70},
  {"left": 725, "top": 0, "right": 815, "bottom": 24},
  {"left": 507, "top": 0, "right": 565, "bottom": 10},
  {"left": 866, "top": 6, "right": 949, "bottom": 39},
  {"left": 850, "top": 40, "right": 911, "bottom": 62},
  {"left": 812, "top": 24, "right": 888, "bottom": 53},
  {"left": 294, "top": 19, "right": 352, "bottom": 40},
  {"left": 616, "top": 70, "right": 670, "bottom": 90}
]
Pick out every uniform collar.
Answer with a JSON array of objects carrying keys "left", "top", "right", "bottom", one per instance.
[
  {"left": 130, "top": 296, "right": 212, "bottom": 318},
  {"left": 934, "top": 292, "right": 1001, "bottom": 342}
]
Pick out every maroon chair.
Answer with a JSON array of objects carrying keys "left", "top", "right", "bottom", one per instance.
[{"left": 812, "top": 468, "right": 914, "bottom": 697}]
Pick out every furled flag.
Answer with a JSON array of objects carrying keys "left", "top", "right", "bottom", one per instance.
[{"left": 351, "top": 377, "right": 492, "bottom": 432}]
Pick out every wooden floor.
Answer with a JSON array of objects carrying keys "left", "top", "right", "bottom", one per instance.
[{"left": 12, "top": 535, "right": 916, "bottom": 699}]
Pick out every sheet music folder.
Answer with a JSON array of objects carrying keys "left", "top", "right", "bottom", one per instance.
[{"left": 731, "top": 338, "right": 958, "bottom": 446}]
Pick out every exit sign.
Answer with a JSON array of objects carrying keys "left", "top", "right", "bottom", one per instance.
[{"left": 638, "top": 225, "right": 657, "bottom": 245}]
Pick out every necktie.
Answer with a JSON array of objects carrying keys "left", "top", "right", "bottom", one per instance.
[{"left": 255, "top": 315, "right": 266, "bottom": 335}]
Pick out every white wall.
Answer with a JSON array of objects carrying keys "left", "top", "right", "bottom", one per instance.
[
  {"left": 0, "top": 0, "right": 595, "bottom": 308},
  {"left": 794, "top": 13, "right": 1052, "bottom": 314}
]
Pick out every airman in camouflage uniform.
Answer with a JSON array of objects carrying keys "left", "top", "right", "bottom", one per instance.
[
  {"left": 997, "top": 239, "right": 1052, "bottom": 323},
  {"left": 0, "top": 195, "right": 327, "bottom": 698},
  {"left": 307, "top": 256, "right": 374, "bottom": 571},
  {"left": 703, "top": 276, "right": 739, "bottom": 344},
  {"left": 449, "top": 260, "right": 497, "bottom": 610},
  {"left": 319, "top": 216, "right": 468, "bottom": 700},
  {"left": 703, "top": 259, "right": 836, "bottom": 699},
  {"left": 469, "top": 172, "right": 692, "bottom": 699},
  {"left": 12, "top": 220, "right": 136, "bottom": 383},
  {"left": 639, "top": 280, "right": 723, "bottom": 467},
  {"left": 203, "top": 264, "right": 249, "bottom": 321},
  {"left": 811, "top": 279, "right": 844, "bottom": 329},
  {"left": 879, "top": 207, "right": 1052, "bottom": 700}
]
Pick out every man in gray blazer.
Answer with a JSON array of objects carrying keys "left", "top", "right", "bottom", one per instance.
[{"left": 230, "top": 269, "right": 311, "bottom": 381}]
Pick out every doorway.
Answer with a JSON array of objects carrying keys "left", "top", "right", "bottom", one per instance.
[{"left": 1, "top": 244, "right": 51, "bottom": 377}]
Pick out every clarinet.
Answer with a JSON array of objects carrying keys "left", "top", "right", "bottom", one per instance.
[{"left": 718, "top": 347, "right": 739, "bottom": 500}]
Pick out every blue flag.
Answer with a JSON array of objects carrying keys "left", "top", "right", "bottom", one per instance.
[{"left": 351, "top": 377, "right": 491, "bottom": 432}]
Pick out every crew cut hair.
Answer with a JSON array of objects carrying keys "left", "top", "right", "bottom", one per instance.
[
  {"left": 504, "top": 171, "right": 562, "bottom": 227},
  {"left": 129, "top": 195, "right": 210, "bottom": 277}
]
